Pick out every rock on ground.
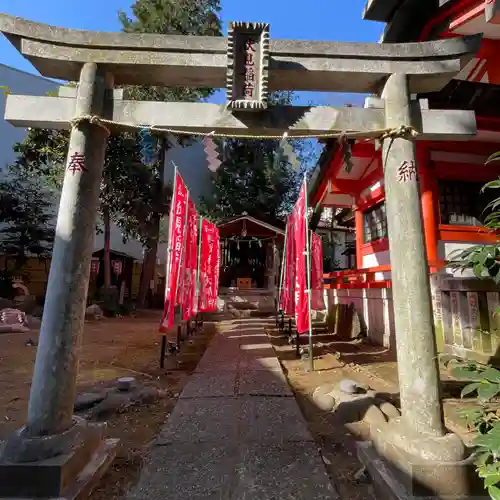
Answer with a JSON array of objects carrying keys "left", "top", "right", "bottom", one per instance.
[{"left": 86, "top": 304, "right": 104, "bottom": 320}]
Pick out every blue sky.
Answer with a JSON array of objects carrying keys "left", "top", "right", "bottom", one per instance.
[{"left": 0, "top": 0, "right": 384, "bottom": 106}]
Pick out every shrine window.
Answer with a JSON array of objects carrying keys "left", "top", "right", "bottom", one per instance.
[
  {"left": 438, "top": 180, "right": 495, "bottom": 227},
  {"left": 363, "top": 202, "right": 388, "bottom": 243}
]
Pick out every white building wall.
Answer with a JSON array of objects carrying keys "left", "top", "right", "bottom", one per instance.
[
  {"left": 326, "top": 287, "right": 394, "bottom": 348},
  {"left": 163, "top": 140, "right": 213, "bottom": 204},
  {"left": 0, "top": 65, "right": 214, "bottom": 265},
  {"left": 0, "top": 64, "right": 59, "bottom": 172},
  {"left": 438, "top": 240, "right": 485, "bottom": 279}
]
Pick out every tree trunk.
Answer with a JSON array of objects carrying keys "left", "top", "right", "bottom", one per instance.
[
  {"left": 103, "top": 207, "right": 112, "bottom": 288},
  {"left": 136, "top": 226, "right": 160, "bottom": 309},
  {"left": 135, "top": 138, "right": 167, "bottom": 308}
]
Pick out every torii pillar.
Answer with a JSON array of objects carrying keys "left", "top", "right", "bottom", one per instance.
[
  {"left": 367, "top": 73, "right": 477, "bottom": 498},
  {"left": 0, "top": 63, "right": 119, "bottom": 498}
]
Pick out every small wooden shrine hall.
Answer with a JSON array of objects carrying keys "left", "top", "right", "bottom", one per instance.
[{"left": 218, "top": 215, "right": 284, "bottom": 291}]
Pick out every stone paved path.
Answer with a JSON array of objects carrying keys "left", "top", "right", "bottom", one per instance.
[{"left": 128, "top": 318, "right": 339, "bottom": 500}]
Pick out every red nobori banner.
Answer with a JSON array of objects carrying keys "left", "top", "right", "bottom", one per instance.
[
  {"left": 279, "top": 213, "right": 296, "bottom": 315},
  {"left": 311, "top": 232, "right": 326, "bottom": 311},
  {"left": 160, "top": 172, "right": 188, "bottom": 332},
  {"left": 294, "top": 183, "right": 310, "bottom": 334},
  {"left": 182, "top": 199, "right": 198, "bottom": 320},
  {"left": 213, "top": 226, "right": 221, "bottom": 308},
  {"left": 199, "top": 220, "right": 220, "bottom": 313}
]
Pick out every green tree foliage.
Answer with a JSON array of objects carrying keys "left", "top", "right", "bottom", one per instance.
[
  {"left": 443, "top": 357, "right": 500, "bottom": 499},
  {"left": 201, "top": 138, "right": 298, "bottom": 225},
  {"left": 448, "top": 152, "right": 500, "bottom": 499},
  {"left": 200, "top": 92, "right": 315, "bottom": 225},
  {"left": 451, "top": 154, "right": 500, "bottom": 283},
  {"left": 118, "top": 0, "right": 222, "bottom": 305},
  {"left": 0, "top": 167, "right": 54, "bottom": 269},
  {"left": 9, "top": 0, "right": 222, "bottom": 305},
  {"left": 119, "top": 0, "right": 221, "bottom": 104}
]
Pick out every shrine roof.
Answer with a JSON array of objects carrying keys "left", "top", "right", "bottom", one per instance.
[
  {"left": 362, "top": 0, "right": 447, "bottom": 42},
  {"left": 364, "top": 0, "right": 500, "bottom": 46},
  {"left": 92, "top": 248, "right": 137, "bottom": 260},
  {"left": 420, "top": 80, "right": 500, "bottom": 119},
  {"left": 218, "top": 215, "right": 284, "bottom": 239}
]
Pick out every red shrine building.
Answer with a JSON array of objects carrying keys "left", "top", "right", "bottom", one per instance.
[{"left": 310, "top": 0, "right": 500, "bottom": 362}]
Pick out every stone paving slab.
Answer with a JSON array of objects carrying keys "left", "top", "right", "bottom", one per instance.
[
  {"left": 195, "top": 356, "right": 240, "bottom": 372},
  {"left": 127, "top": 443, "right": 235, "bottom": 500},
  {"left": 203, "top": 340, "right": 241, "bottom": 354},
  {"left": 234, "top": 333, "right": 272, "bottom": 348},
  {"left": 238, "top": 397, "right": 313, "bottom": 442},
  {"left": 157, "top": 398, "right": 239, "bottom": 444},
  {"left": 240, "top": 355, "right": 282, "bottom": 371},
  {"left": 239, "top": 344, "right": 275, "bottom": 356},
  {"left": 232, "top": 442, "right": 339, "bottom": 500},
  {"left": 128, "top": 319, "right": 336, "bottom": 500},
  {"left": 181, "top": 371, "right": 237, "bottom": 398},
  {"left": 238, "top": 370, "right": 293, "bottom": 397}
]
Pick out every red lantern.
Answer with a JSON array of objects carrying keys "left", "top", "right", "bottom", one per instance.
[{"left": 90, "top": 260, "right": 100, "bottom": 274}]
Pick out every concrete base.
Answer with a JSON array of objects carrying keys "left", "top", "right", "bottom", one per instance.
[
  {"left": 360, "top": 419, "right": 484, "bottom": 499},
  {"left": 357, "top": 442, "right": 486, "bottom": 500},
  {"left": 0, "top": 421, "right": 119, "bottom": 499},
  {"left": 217, "top": 288, "right": 276, "bottom": 315}
]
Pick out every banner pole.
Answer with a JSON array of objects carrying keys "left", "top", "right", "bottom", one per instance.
[
  {"left": 195, "top": 216, "right": 203, "bottom": 315},
  {"left": 165, "top": 164, "right": 178, "bottom": 293},
  {"left": 277, "top": 222, "right": 288, "bottom": 313},
  {"left": 176, "top": 189, "right": 190, "bottom": 332},
  {"left": 303, "top": 173, "right": 314, "bottom": 372}
]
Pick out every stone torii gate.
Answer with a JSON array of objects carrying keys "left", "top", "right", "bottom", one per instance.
[{"left": 0, "top": 14, "right": 482, "bottom": 499}]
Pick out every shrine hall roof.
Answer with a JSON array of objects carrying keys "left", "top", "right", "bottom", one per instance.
[
  {"left": 420, "top": 80, "right": 500, "bottom": 119},
  {"left": 363, "top": 0, "right": 453, "bottom": 43},
  {"left": 218, "top": 215, "right": 284, "bottom": 239}
]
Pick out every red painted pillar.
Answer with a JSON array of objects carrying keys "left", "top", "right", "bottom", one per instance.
[
  {"left": 354, "top": 206, "right": 364, "bottom": 270},
  {"left": 418, "top": 145, "right": 439, "bottom": 268}
]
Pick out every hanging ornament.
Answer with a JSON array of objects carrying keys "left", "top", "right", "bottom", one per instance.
[
  {"left": 258, "top": 240, "right": 262, "bottom": 248},
  {"left": 237, "top": 241, "right": 240, "bottom": 250},
  {"left": 275, "top": 132, "right": 301, "bottom": 171},
  {"left": 204, "top": 136, "right": 222, "bottom": 172},
  {"left": 340, "top": 135, "right": 354, "bottom": 174},
  {"left": 281, "top": 141, "right": 300, "bottom": 171},
  {"left": 139, "top": 128, "right": 156, "bottom": 166},
  {"left": 166, "top": 133, "right": 179, "bottom": 148}
]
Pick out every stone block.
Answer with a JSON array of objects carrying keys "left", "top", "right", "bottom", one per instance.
[
  {"left": 233, "top": 442, "right": 339, "bottom": 499},
  {"left": 238, "top": 370, "right": 293, "bottom": 397},
  {"left": 26, "top": 314, "right": 41, "bottom": 329},
  {"left": 312, "top": 392, "right": 336, "bottom": 412},
  {"left": 0, "top": 422, "right": 118, "bottom": 499},
  {"left": 239, "top": 397, "right": 313, "bottom": 442},
  {"left": 85, "top": 304, "right": 103, "bottom": 320},
  {"left": 240, "top": 355, "right": 282, "bottom": 371},
  {"left": 16, "top": 295, "right": 38, "bottom": 314},
  {"left": 74, "top": 392, "right": 107, "bottom": 412},
  {"left": 180, "top": 371, "right": 237, "bottom": 398},
  {"left": 357, "top": 441, "right": 483, "bottom": 500},
  {"left": 157, "top": 398, "right": 238, "bottom": 444},
  {"left": 127, "top": 443, "right": 235, "bottom": 500},
  {"left": 335, "top": 303, "right": 365, "bottom": 339}
]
